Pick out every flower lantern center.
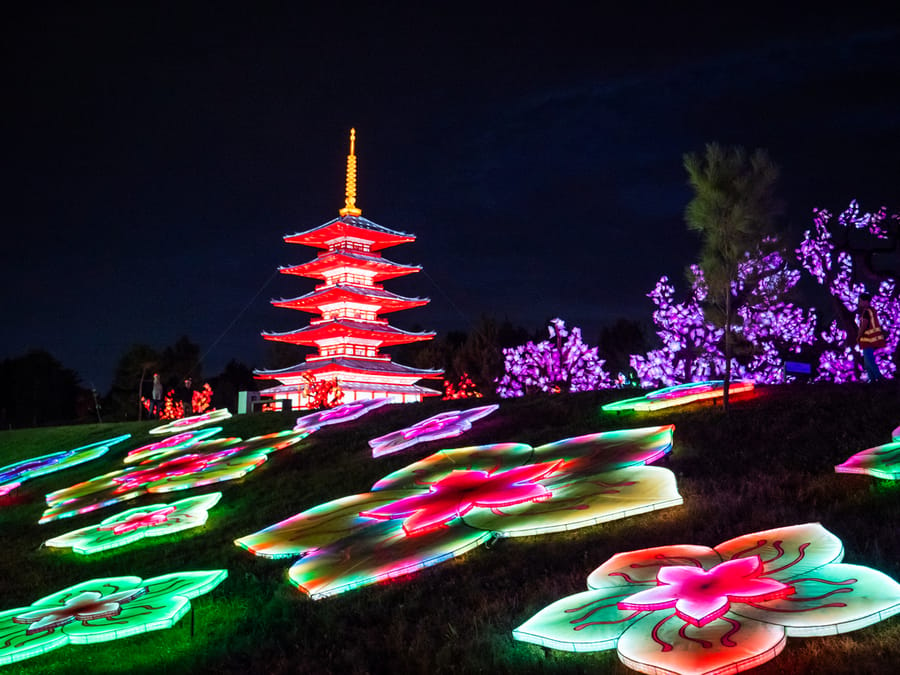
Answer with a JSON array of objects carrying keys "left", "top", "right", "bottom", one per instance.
[
  {"left": 360, "top": 461, "right": 561, "bottom": 535},
  {"left": 13, "top": 587, "right": 148, "bottom": 634},
  {"left": 401, "top": 415, "right": 459, "bottom": 440},
  {"left": 319, "top": 403, "right": 364, "bottom": 421},
  {"left": 99, "top": 506, "right": 177, "bottom": 535},
  {"left": 618, "top": 555, "right": 794, "bottom": 627}
]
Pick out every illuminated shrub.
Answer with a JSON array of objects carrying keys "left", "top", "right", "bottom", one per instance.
[{"left": 496, "top": 318, "right": 612, "bottom": 397}]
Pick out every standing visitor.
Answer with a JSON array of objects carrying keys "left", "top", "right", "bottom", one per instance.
[
  {"left": 151, "top": 373, "right": 164, "bottom": 417},
  {"left": 175, "top": 377, "right": 194, "bottom": 417},
  {"left": 857, "top": 292, "right": 886, "bottom": 382}
]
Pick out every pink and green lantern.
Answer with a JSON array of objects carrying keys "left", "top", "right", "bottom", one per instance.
[
  {"left": 41, "top": 430, "right": 308, "bottom": 524},
  {"left": 513, "top": 523, "right": 900, "bottom": 675},
  {"left": 44, "top": 493, "right": 222, "bottom": 555},
  {"left": 368, "top": 404, "right": 499, "bottom": 457},
  {"left": 835, "top": 426, "right": 900, "bottom": 480},
  {"left": 236, "top": 425, "right": 681, "bottom": 599},
  {"left": 293, "top": 397, "right": 391, "bottom": 433},
  {"left": 149, "top": 408, "right": 232, "bottom": 435},
  {"left": 0, "top": 435, "right": 131, "bottom": 497},
  {"left": 124, "top": 427, "right": 223, "bottom": 465},
  {"left": 0, "top": 570, "right": 227, "bottom": 666},
  {"left": 602, "top": 380, "right": 755, "bottom": 413}
]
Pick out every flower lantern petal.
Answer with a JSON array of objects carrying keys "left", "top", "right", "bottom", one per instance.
[
  {"left": 0, "top": 609, "right": 70, "bottom": 665},
  {"left": 463, "top": 465, "right": 683, "bottom": 538},
  {"left": 531, "top": 426, "right": 675, "bottom": 477},
  {"left": 587, "top": 545, "right": 720, "bottom": 591},
  {"left": 615, "top": 612, "right": 786, "bottom": 675},
  {"left": 371, "top": 443, "right": 535, "bottom": 491},
  {"left": 513, "top": 588, "right": 643, "bottom": 652},
  {"left": 293, "top": 397, "right": 391, "bottom": 433},
  {"left": 368, "top": 405, "right": 499, "bottom": 457},
  {"left": 287, "top": 519, "right": 490, "bottom": 599},
  {"left": 835, "top": 440, "right": 900, "bottom": 480},
  {"left": 731, "top": 563, "right": 900, "bottom": 636},
  {"left": 235, "top": 491, "right": 423, "bottom": 559},
  {"left": 0, "top": 434, "right": 130, "bottom": 496},
  {"left": 714, "top": 523, "right": 843, "bottom": 582},
  {"left": 124, "top": 427, "right": 223, "bottom": 464},
  {"left": 149, "top": 408, "right": 232, "bottom": 434}
]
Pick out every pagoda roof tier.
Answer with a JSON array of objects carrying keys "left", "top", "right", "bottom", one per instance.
[
  {"left": 284, "top": 216, "right": 414, "bottom": 251},
  {"left": 254, "top": 356, "right": 442, "bottom": 381},
  {"left": 262, "top": 320, "right": 436, "bottom": 347},
  {"left": 260, "top": 382, "right": 441, "bottom": 398},
  {"left": 279, "top": 250, "right": 420, "bottom": 282},
  {"left": 271, "top": 284, "right": 429, "bottom": 314}
]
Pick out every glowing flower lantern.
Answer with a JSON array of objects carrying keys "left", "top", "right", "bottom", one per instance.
[
  {"left": 0, "top": 435, "right": 130, "bottom": 497},
  {"left": 124, "top": 428, "right": 223, "bottom": 464},
  {"left": 0, "top": 570, "right": 227, "bottom": 666},
  {"left": 40, "top": 430, "right": 309, "bottom": 524},
  {"left": 835, "top": 426, "right": 900, "bottom": 480},
  {"left": 236, "top": 425, "right": 681, "bottom": 599},
  {"left": 293, "top": 397, "right": 391, "bottom": 433},
  {"left": 149, "top": 408, "right": 233, "bottom": 435},
  {"left": 45, "top": 493, "right": 222, "bottom": 555},
  {"left": 602, "top": 380, "right": 755, "bottom": 413},
  {"left": 368, "top": 404, "right": 499, "bottom": 457},
  {"left": 512, "top": 523, "right": 900, "bottom": 675}
]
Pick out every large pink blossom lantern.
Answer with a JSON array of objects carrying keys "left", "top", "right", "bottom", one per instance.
[
  {"left": 236, "top": 425, "right": 681, "bottom": 599},
  {"left": 513, "top": 523, "right": 900, "bottom": 675}
]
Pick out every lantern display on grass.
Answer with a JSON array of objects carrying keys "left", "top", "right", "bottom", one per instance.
[
  {"left": 602, "top": 380, "right": 755, "bottom": 413},
  {"left": 835, "top": 425, "right": 900, "bottom": 480},
  {"left": 235, "top": 425, "right": 681, "bottom": 600},
  {"left": 0, "top": 435, "right": 130, "bottom": 497},
  {"left": 293, "top": 397, "right": 391, "bottom": 433},
  {"left": 148, "top": 408, "right": 232, "bottom": 435},
  {"left": 496, "top": 318, "right": 612, "bottom": 397},
  {"left": 40, "top": 430, "right": 309, "bottom": 524},
  {"left": 254, "top": 129, "right": 442, "bottom": 409},
  {"left": 513, "top": 523, "right": 900, "bottom": 675},
  {"left": 0, "top": 570, "right": 227, "bottom": 666},
  {"left": 45, "top": 493, "right": 222, "bottom": 555},
  {"left": 368, "top": 404, "right": 499, "bottom": 457},
  {"left": 796, "top": 200, "right": 900, "bottom": 381}
]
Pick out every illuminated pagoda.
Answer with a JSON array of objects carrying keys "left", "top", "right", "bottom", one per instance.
[{"left": 254, "top": 129, "right": 442, "bottom": 409}]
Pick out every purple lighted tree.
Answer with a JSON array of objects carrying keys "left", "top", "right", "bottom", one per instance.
[
  {"left": 796, "top": 200, "right": 900, "bottom": 381},
  {"left": 631, "top": 247, "right": 816, "bottom": 386},
  {"left": 496, "top": 318, "right": 612, "bottom": 397}
]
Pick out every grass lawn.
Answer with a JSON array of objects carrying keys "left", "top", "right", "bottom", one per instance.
[{"left": 1, "top": 383, "right": 899, "bottom": 674}]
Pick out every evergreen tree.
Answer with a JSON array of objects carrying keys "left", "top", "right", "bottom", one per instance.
[{"left": 683, "top": 143, "right": 782, "bottom": 408}]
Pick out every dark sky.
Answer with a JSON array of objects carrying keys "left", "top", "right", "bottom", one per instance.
[{"left": 3, "top": 4, "right": 900, "bottom": 392}]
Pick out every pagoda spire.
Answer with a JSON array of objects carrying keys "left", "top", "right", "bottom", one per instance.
[{"left": 339, "top": 128, "right": 362, "bottom": 217}]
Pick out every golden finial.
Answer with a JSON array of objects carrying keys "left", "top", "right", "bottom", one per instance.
[{"left": 339, "top": 128, "right": 362, "bottom": 217}]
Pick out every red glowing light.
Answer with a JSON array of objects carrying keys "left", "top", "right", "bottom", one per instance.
[{"left": 360, "top": 460, "right": 562, "bottom": 534}]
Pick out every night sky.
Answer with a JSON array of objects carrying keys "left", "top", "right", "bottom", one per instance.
[{"left": 4, "top": 4, "right": 900, "bottom": 392}]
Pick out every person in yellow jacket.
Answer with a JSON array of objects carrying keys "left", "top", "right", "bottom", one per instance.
[{"left": 857, "top": 292, "right": 885, "bottom": 382}]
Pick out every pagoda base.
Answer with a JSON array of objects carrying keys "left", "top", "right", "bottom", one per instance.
[{"left": 259, "top": 381, "right": 441, "bottom": 410}]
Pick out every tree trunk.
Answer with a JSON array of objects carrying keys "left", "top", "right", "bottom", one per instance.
[
  {"left": 138, "top": 366, "right": 147, "bottom": 421},
  {"left": 723, "top": 291, "right": 732, "bottom": 412}
]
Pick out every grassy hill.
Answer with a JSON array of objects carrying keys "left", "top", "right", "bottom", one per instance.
[{"left": 1, "top": 384, "right": 899, "bottom": 674}]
